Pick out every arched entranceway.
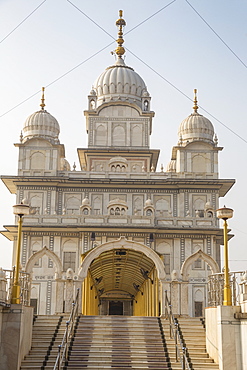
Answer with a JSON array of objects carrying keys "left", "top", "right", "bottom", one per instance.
[
  {"left": 78, "top": 237, "right": 166, "bottom": 316},
  {"left": 181, "top": 249, "right": 220, "bottom": 317}
]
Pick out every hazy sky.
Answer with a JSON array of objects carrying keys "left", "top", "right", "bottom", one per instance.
[{"left": 0, "top": 0, "right": 247, "bottom": 272}]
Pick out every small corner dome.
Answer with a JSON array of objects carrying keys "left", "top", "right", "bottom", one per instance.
[
  {"left": 22, "top": 109, "right": 60, "bottom": 144},
  {"left": 145, "top": 199, "right": 153, "bottom": 207},
  {"left": 81, "top": 197, "right": 90, "bottom": 206},
  {"left": 94, "top": 58, "right": 148, "bottom": 108},
  {"left": 178, "top": 112, "right": 215, "bottom": 145}
]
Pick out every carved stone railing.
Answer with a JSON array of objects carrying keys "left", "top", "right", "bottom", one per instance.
[
  {"left": 0, "top": 268, "right": 31, "bottom": 307},
  {"left": 208, "top": 271, "right": 246, "bottom": 306}
]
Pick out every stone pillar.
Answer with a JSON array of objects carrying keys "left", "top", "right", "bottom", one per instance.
[
  {"left": 180, "top": 281, "right": 189, "bottom": 315},
  {"left": 206, "top": 305, "right": 242, "bottom": 370},
  {"left": 74, "top": 280, "right": 82, "bottom": 314},
  {"left": 64, "top": 280, "right": 74, "bottom": 313},
  {"left": 0, "top": 304, "right": 33, "bottom": 370},
  {"left": 170, "top": 281, "right": 179, "bottom": 314},
  {"left": 217, "top": 306, "right": 242, "bottom": 370},
  {"left": 55, "top": 279, "right": 64, "bottom": 313},
  {"left": 160, "top": 279, "right": 169, "bottom": 316}
]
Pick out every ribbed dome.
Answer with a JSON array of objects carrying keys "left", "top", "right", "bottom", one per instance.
[
  {"left": 23, "top": 109, "right": 60, "bottom": 144},
  {"left": 178, "top": 112, "right": 214, "bottom": 145},
  {"left": 94, "top": 58, "right": 147, "bottom": 108}
]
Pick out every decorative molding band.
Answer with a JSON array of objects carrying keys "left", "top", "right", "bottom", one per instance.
[
  {"left": 180, "top": 238, "right": 185, "bottom": 264},
  {"left": 46, "top": 280, "right": 52, "bottom": 315},
  {"left": 21, "top": 233, "right": 28, "bottom": 266}
]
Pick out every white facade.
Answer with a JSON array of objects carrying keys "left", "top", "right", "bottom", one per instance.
[{"left": 1, "top": 17, "right": 234, "bottom": 317}]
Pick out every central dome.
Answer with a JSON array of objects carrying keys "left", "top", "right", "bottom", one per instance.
[{"left": 94, "top": 58, "right": 148, "bottom": 108}]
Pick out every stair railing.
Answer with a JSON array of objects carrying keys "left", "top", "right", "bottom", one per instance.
[
  {"left": 164, "top": 290, "right": 193, "bottom": 370},
  {"left": 53, "top": 288, "right": 80, "bottom": 370}
]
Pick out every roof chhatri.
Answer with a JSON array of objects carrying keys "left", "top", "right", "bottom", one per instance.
[{"left": 115, "top": 10, "right": 126, "bottom": 58}]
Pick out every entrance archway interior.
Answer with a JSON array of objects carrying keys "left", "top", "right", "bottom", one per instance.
[{"left": 82, "top": 248, "right": 160, "bottom": 316}]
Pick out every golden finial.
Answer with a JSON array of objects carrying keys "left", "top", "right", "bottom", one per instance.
[
  {"left": 193, "top": 88, "right": 198, "bottom": 113},
  {"left": 115, "top": 10, "right": 126, "bottom": 58},
  {"left": 40, "top": 87, "right": 46, "bottom": 110}
]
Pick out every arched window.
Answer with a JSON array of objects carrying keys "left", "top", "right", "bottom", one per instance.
[
  {"left": 113, "top": 125, "right": 125, "bottom": 146},
  {"left": 144, "top": 100, "right": 149, "bottom": 111},
  {"left": 90, "top": 100, "right": 96, "bottom": 110},
  {"left": 66, "top": 196, "right": 80, "bottom": 215},
  {"left": 93, "top": 197, "right": 101, "bottom": 215},
  {"left": 115, "top": 207, "right": 120, "bottom": 215},
  {"left": 95, "top": 125, "right": 107, "bottom": 146},
  {"left": 156, "top": 198, "right": 169, "bottom": 216},
  {"left": 194, "top": 198, "right": 205, "bottom": 217},
  {"left": 131, "top": 125, "right": 142, "bottom": 146}
]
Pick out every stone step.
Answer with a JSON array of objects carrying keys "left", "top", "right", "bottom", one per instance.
[{"left": 21, "top": 315, "right": 219, "bottom": 370}]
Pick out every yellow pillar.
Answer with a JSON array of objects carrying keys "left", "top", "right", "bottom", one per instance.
[
  {"left": 11, "top": 217, "right": 23, "bottom": 304},
  {"left": 223, "top": 219, "right": 232, "bottom": 306}
]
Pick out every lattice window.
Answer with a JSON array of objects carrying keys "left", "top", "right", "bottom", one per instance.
[{"left": 63, "top": 252, "right": 76, "bottom": 272}]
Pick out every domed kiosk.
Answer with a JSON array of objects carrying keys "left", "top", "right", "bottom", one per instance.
[
  {"left": 22, "top": 88, "right": 60, "bottom": 144},
  {"left": 167, "top": 89, "right": 222, "bottom": 176},
  {"left": 178, "top": 89, "right": 215, "bottom": 145},
  {"left": 16, "top": 88, "right": 69, "bottom": 175}
]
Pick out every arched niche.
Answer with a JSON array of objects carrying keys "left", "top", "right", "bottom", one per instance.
[
  {"left": 25, "top": 246, "right": 63, "bottom": 278},
  {"left": 181, "top": 249, "right": 220, "bottom": 281},
  {"left": 131, "top": 125, "right": 142, "bottom": 146},
  {"left": 192, "top": 154, "right": 208, "bottom": 173},
  {"left": 30, "top": 151, "right": 45, "bottom": 169},
  {"left": 78, "top": 236, "right": 166, "bottom": 281},
  {"left": 95, "top": 124, "right": 107, "bottom": 146},
  {"left": 113, "top": 125, "right": 125, "bottom": 146}
]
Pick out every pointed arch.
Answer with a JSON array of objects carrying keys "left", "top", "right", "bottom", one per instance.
[
  {"left": 30, "top": 151, "right": 45, "bottom": 169},
  {"left": 78, "top": 236, "right": 166, "bottom": 281},
  {"left": 25, "top": 246, "right": 63, "bottom": 277},
  {"left": 95, "top": 124, "right": 107, "bottom": 146},
  {"left": 181, "top": 249, "right": 220, "bottom": 281},
  {"left": 113, "top": 125, "right": 125, "bottom": 146},
  {"left": 131, "top": 125, "right": 142, "bottom": 146}
]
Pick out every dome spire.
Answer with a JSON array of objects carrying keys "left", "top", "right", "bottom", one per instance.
[
  {"left": 115, "top": 10, "right": 126, "bottom": 58},
  {"left": 193, "top": 88, "right": 198, "bottom": 113},
  {"left": 40, "top": 87, "right": 46, "bottom": 110}
]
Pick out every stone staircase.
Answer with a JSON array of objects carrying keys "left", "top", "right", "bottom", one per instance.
[
  {"left": 21, "top": 314, "right": 219, "bottom": 370},
  {"left": 66, "top": 315, "right": 171, "bottom": 369},
  {"left": 160, "top": 316, "right": 219, "bottom": 370},
  {"left": 20, "top": 314, "right": 69, "bottom": 370}
]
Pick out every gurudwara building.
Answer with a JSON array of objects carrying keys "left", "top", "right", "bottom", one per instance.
[{"left": 1, "top": 11, "right": 234, "bottom": 320}]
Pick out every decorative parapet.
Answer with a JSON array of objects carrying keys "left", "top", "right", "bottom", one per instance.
[
  {"left": 0, "top": 268, "right": 31, "bottom": 307},
  {"left": 208, "top": 271, "right": 246, "bottom": 307}
]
